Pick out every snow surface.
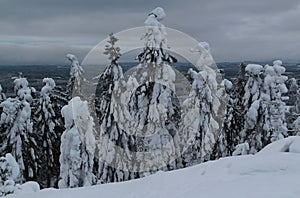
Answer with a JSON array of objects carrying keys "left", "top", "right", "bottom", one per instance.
[{"left": 8, "top": 137, "right": 300, "bottom": 198}]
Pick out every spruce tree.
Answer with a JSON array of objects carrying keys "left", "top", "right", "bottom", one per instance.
[
  {"left": 66, "top": 54, "right": 85, "bottom": 99},
  {"left": 240, "top": 64, "right": 264, "bottom": 154},
  {"left": 34, "top": 78, "right": 60, "bottom": 188},
  {"left": 96, "top": 33, "right": 137, "bottom": 183},
  {"left": 262, "top": 60, "right": 288, "bottom": 143},
  {"left": 227, "top": 63, "right": 247, "bottom": 154},
  {"left": 180, "top": 69, "right": 216, "bottom": 165},
  {"left": 296, "top": 91, "right": 300, "bottom": 114},
  {"left": 59, "top": 53, "right": 96, "bottom": 188},
  {"left": 0, "top": 85, "right": 5, "bottom": 104},
  {"left": 0, "top": 76, "right": 37, "bottom": 182},
  {"left": 58, "top": 97, "right": 96, "bottom": 188},
  {"left": 0, "top": 85, "right": 6, "bottom": 129},
  {"left": 217, "top": 63, "right": 247, "bottom": 157},
  {"left": 211, "top": 78, "right": 233, "bottom": 159},
  {"left": 129, "top": 7, "right": 181, "bottom": 175}
]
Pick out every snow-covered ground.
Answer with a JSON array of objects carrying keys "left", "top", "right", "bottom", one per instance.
[{"left": 10, "top": 137, "right": 300, "bottom": 198}]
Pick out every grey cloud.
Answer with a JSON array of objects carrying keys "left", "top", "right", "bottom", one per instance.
[{"left": 0, "top": 0, "right": 300, "bottom": 64}]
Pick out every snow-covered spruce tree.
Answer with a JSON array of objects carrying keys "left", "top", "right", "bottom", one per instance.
[
  {"left": 226, "top": 63, "right": 247, "bottom": 154},
  {"left": 49, "top": 87, "right": 67, "bottom": 187},
  {"left": 33, "top": 78, "right": 60, "bottom": 188},
  {"left": 0, "top": 85, "right": 5, "bottom": 104},
  {"left": 129, "top": 7, "right": 181, "bottom": 175},
  {"left": 261, "top": 60, "right": 288, "bottom": 143},
  {"left": 295, "top": 90, "right": 300, "bottom": 114},
  {"left": 95, "top": 33, "right": 123, "bottom": 127},
  {"left": 213, "top": 63, "right": 247, "bottom": 158},
  {"left": 96, "top": 33, "right": 137, "bottom": 183},
  {"left": 0, "top": 76, "right": 37, "bottom": 182},
  {"left": 0, "top": 85, "right": 6, "bottom": 123},
  {"left": 35, "top": 80, "right": 67, "bottom": 188},
  {"left": 0, "top": 153, "right": 20, "bottom": 197},
  {"left": 211, "top": 78, "right": 233, "bottom": 159},
  {"left": 66, "top": 54, "right": 85, "bottom": 99},
  {"left": 180, "top": 41, "right": 224, "bottom": 164},
  {"left": 238, "top": 61, "right": 288, "bottom": 154},
  {"left": 180, "top": 69, "right": 216, "bottom": 166},
  {"left": 58, "top": 97, "right": 96, "bottom": 188},
  {"left": 240, "top": 64, "right": 264, "bottom": 154}
]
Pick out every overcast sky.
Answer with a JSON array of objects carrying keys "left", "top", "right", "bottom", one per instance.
[{"left": 1, "top": 0, "right": 300, "bottom": 65}]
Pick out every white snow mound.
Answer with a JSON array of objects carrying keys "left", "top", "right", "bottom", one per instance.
[{"left": 257, "top": 136, "right": 300, "bottom": 155}]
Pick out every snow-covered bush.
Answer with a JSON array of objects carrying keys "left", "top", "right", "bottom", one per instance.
[
  {"left": 1, "top": 155, "right": 40, "bottom": 196},
  {"left": 232, "top": 143, "right": 249, "bottom": 156},
  {"left": 58, "top": 97, "right": 96, "bottom": 188},
  {"left": 0, "top": 153, "right": 20, "bottom": 197}
]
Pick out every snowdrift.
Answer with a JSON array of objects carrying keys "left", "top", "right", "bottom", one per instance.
[{"left": 10, "top": 137, "right": 300, "bottom": 198}]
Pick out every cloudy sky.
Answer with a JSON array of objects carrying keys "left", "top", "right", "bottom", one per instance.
[{"left": 0, "top": 0, "right": 300, "bottom": 65}]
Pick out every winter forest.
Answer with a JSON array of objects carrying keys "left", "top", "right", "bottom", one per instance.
[{"left": 1, "top": 7, "right": 300, "bottom": 197}]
